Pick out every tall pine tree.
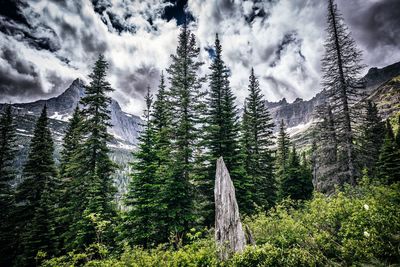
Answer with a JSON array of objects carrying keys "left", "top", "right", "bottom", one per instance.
[
  {"left": 56, "top": 106, "right": 84, "bottom": 253},
  {"left": 201, "top": 34, "right": 244, "bottom": 223},
  {"left": 66, "top": 55, "right": 117, "bottom": 250},
  {"left": 313, "top": 103, "right": 338, "bottom": 194},
  {"left": 359, "top": 100, "right": 385, "bottom": 175},
  {"left": 377, "top": 120, "right": 400, "bottom": 184},
  {"left": 165, "top": 23, "right": 206, "bottom": 240},
  {"left": 123, "top": 87, "right": 166, "bottom": 248},
  {"left": 15, "top": 105, "right": 58, "bottom": 266},
  {"left": 321, "top": 0, "right": 365, "bottom": 185},
  {"left": 276, "top": 119, "right": 290, "bottom": 193},
  {"left": 242, "top": 68, "right": 276, "bottom": 212},
  {"left": 0, "top": 104, "right": 18, "bottom": 266}
]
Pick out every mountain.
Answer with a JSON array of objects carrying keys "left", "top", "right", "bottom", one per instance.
[
  {"left": 368, "top": 75, "right": 400, "bottom": 119},
  {"left": 0, "top": 79, "right": 142, "bottom": 205},
  {"left": 266, "top": 61, "right": 400, "bottom": 136},
  {"left": 10, "top": 78, "right": 142, "bottom": 145}
]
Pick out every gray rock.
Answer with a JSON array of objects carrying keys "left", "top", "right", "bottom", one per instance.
[{"left": 214, "top": 157, "right": 246, "bottom": 260}]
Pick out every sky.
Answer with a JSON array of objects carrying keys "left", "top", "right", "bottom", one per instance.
[{"left": 0, "top": 0, "right": 399, "bottom": 115}]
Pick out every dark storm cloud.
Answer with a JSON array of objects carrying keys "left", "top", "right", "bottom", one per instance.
[
  {"left": 0, "top": 0, "right": 61, "bottom": 52},
  {"left": 343, "top": 0, "right": 400, "bottom": 50},
  {"left": 116, "top": 65, "right": 160, "bottom": 96},
  {"left": 0, "top": 46, "right": 43, "bottom": 98}
]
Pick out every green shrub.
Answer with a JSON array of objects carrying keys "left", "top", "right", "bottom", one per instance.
[{"left": 43, "top": 182, "right": 400, "bottom": 266}]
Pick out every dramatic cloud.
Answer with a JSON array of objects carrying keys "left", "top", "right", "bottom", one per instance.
[{"left": 0, "top": 0, "right": 399, "bottom": 115}]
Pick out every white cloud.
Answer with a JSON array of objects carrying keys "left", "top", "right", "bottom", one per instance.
[{"left": 1, "top": 0, "right": 399, "bottom": 115}]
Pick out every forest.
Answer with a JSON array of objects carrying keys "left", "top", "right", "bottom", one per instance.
[{"left": 0, "top": 0, "right": 399, "bottom": 266}]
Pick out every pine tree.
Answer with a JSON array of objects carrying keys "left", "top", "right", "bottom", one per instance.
[
  {"left": 378, "top": 120, "right": 400, "bottom": 184},
  {"left": 56, "top": 106, "right": 84, "bottom": 253},
  {"left": 359, "top": 100, "right": 385, "bottom": 175},
  {"left": 321, "top": 0, "right": 365, "bottom": 185},
  {"left": 280, "top": 146, "right": 313, "bottom": 201},
  {"left": 123, "top": 87, "right": 164, "bottom": 248},
  {"left": 59, "top": 106, "right": 83, "bottom": 178},
  {"left": 165, "top": 23, "right": 206, "bottom": 240},
  {"left": 276, "top": 119, "right": 290, "bottom": 194},
  {"left": 152, "top": 73, "right": 173, "bottom": 243},
  {"left": 15, "top": 105, "right": 58, "bottom": 265},
  {"left": 66, "top": 55, "right": 117, "bottom": 250},
  {"left": 0, "top": 104, "right": 18, "bottom": 266},
  {"left": 242, "top": 68, "right": 276, "bottom": 212},
  {"left": 201, "top": 34, "right": 244, "bottom": 223},
  {"left": 313, "top": 103, "right": 338, "bottom": 194}
]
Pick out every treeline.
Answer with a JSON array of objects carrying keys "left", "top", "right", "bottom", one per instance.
[{"left": 0, "top": 0, "right": 400, "bottom": 266}]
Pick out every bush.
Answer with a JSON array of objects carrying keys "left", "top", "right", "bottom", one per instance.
[
  {"left": 245, "top": 182, "right": 400, "bottom": 266},
  {"left": 43, "top": 182, "right": 400, "bottom": 266}
]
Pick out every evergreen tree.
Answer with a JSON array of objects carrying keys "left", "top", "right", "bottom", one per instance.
[
  {"left": 56, "top": 106, "right": 84, "bottom": 253},
  {"left": 165, "top": 23, "right": 206, "bottom": 240},
  {"left": 280, "top": 146, "right": 313, "bottom": 201},
  {"left": 59, "top": 106, "right": 83, "bottom": 177},
  {"left": 276, "top": 119, "right": 290, "bottom": 189},
  {"left": 15, "top": 105, "right": 58, "bottom": 266},
  {"left": 321, "top": 0, "right": 366, "bottom": 185},
  {"left": 0, "top": 104, "right": 18, "bottom": 266},
  {"left": 313, "top": 103, "right": 338, "bottom": 194},
  {"left": 378, "top": 120, "right": 400, "bottom": 184},
  {"left": 123, "top": 87, "right": 164, "bottom": 248},
  {"left": 201, "top": 34, "right": 244, "bottom": 223},
  {"left": 242, "top": 68, "right": 276, "bottom": 212},
  {"left": 151, "top": 73, "right": 173, "bottom": 243},
  {"left": 66, "top": 55, "right": 117, "bottom": 250},
  {"left": 359, "top": 100, "right": 385, "bottom": 175}
]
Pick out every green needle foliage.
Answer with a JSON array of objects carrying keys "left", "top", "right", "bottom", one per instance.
[
  {"left": 15, "top": 105, "right": 58, "bottom": 266},
  {"left": 0, "top": 104, "right": 18, "bottom": 266},
  {"left": 64, "top": 55, "right": 117, "bottom": 251},
  {"left": 241, "top": 68, "right": 276, "bottom": 213},
  {"left": 123, "top": 87, "right": 166, "bottom": 248},
  {"left": 201, "top": 34, "right": 244, "bottom": 223},
  {"left": 378, "top": 120, "right": 400, "bottom": 184}
]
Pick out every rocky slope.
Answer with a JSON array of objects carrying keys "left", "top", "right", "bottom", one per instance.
[
  {"left": 266, "top": 61, "right": 400, "bottom": 135},
  {"left": 367, "top": 75, "right": 400, "bottom": 119},
  {"left": 9, "top": 78, "right": 142, "bottom": 145}
]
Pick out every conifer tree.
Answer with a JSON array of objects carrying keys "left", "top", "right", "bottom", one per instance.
[
  {"left": 201, "top": 34, "right": 244, "bottom": 223},
  {"left": 0, "top": 104, "right": 18, "bottom": 266},
  {"left": 15, "top": 105, "right": 58, "bottom": 265},
  {"left": 151, "top": 73, "right": 173, "bottom": 243},
  {"left": 313, "top": 104, "right": 338, "bottom": 193},
  {"left": 59, "top": 106, "right": 83, "bottom": 178},
  {"left": 359, "top": 100, "right": 385, "bottom": 175},
  {"left": 242, "top": 68, "right": 276, "bottom": 212},
  {"left": 66, "top": 55, "right": 117, "bottom": 250},
  {"left": 280, "top": 146, "right": 313, "bottom": 201},
  {"left": 321, "top": 0, "right": 365, "bottom": 185},
  {"left": 56, "top": 106, "right": 84, "bottom": 253},
  {"left": 276, "top": 119, "right": 290, "bottom": 185},
  {"left": 123, "top": 87, "right": 164, "bottom": 247},
  {"left": 165, "top": 23, "right": 206, "bottom": 238},
  {"left": 378, "top": 120, "right": 400, "bottom": 184}
]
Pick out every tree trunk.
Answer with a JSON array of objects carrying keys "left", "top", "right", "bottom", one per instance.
[{"left": 214, "top": 157, "right": 246, "bottom": 260}]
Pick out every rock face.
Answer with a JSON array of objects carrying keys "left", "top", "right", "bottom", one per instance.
[
  {"left": 265, "top": 61, "right": 400, "bottom": 133},
  {"left": 2, "top": 78, "right": 142, "bottom": 145},
  {"left": 214, "top": 157, "right": 246, "bottom": 260}
]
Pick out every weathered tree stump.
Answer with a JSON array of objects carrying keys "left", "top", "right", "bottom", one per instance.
[{"left": 214, "top": 157, "right": 246, "bottom": 260}]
